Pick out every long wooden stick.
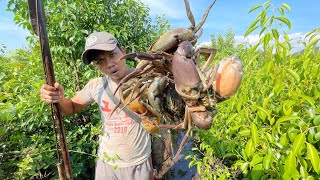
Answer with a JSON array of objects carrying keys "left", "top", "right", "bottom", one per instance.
[{"left": 27, "top": 0, "right": 73, "bottom": 179}]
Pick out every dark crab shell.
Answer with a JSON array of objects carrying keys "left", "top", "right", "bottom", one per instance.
[{"left": 149, "top": 28, "right": 195, "bottom": 53}]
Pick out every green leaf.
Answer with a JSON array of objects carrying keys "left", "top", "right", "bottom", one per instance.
[
  {"left": 285, "top": 68, "right": 300, "bottom": 82},
  {"left": 239, "top": 129, "right": 251, "bottom": 137},
  {"left": 278, "top": 7, "right": 284, "bottom": 16},
  {"left": 300, "top": 95, "right": 315, "bottom": 107},
  {"left": 309, "top": 33, "right": 318, "bottom": 41},
  {"left": 284, "top": 152, "right": 297, "bottom": 176},
  {"left": 245, "top": 25, "right": 259, "bottom": 37},
  {"left": 269, "top": 117, "right": 275, "bottom": 125},
  {"left": 292, "top": 133, "right": 305, "bottom": 156},
  {"left": 275, "top": 116, "right": 300, "bottom": 126},
  {"left": 240, "top": 162, "right": 249, "bottom": 173},
  {"left": 251, "top": 123, "right": 259, "bottom": 145},
  {"left": 282, "top": 100, "right": 294, "bottom": 116},
  {"left": 248, "top": 19, "right": 259, "bottom": 30},
  {"left": 300, "top": 165, "right": 308, "bottom": 179},
  {"left": 236, "top": 99, "right": 243, "bottom": 112},
  {"left": 226, "top": 113, "right": 237, "bottom": 124},
  {"left": 250, "top": 154, "right": 263, "bottom": 167},
  {"left": 307, "top": 143, "right": 320, "bottom": 174},
  {"left": 305, "top": 29, "right": 316, "bottom": 38},
  {"left": 245, "top": 139, "right": 255, "bottom": 158},
  {"left": 279, "top": 133, "right": 288, "bottom": 147},
  {"left": 263, "top": 154, "right": 273, "bottom": 170},
  {"left": 254, "top": 105, "right": 271, "bottom": 120},
  {"left": 265, "top": 132, "right": 275, "bottom": 143},
  {"left": 271, "top": 29, "right": 279, "bottom": 40},
  {"left": 250, "top": 43, "right": 260, "bottom": 54},
  {"left": 251, "top": 164, "right": 263, "bottom": 180},
  {"left": 284, "top": 33, "right": 290, "bottom": 42},
  {"left": 275, "top": 16, "right": 291, "bottom": 29},
  {"left": 315, "top": 132, "right": 320, "bottom": 141},
  {"left": 263, "top": 33, "right": 271, "bottom": 49},
  {"left": 314, "top": 115, "right": 320, "bottom": 126},
  {"left": 281, "top": 3, "right": 291, "bottom": 12},
  {"left": 307, "top": 176, "right": 315, "bottom": 180},
  {"left": 248, "top": 5, "right": 262, "bottom": 13},
  {"left": 259, "top": 27, "right": 266, "bottom": 36},
  {"left": 305, "top": 38, "right": 320, "bottom": 51},
  {"left": 260, "top": 10, "right": 267, "bottom": 26}
]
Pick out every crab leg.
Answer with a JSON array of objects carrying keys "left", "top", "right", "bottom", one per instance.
[
  {"left": 154, "top": 107, "right": 192, "bottom": 178},
  {"left": 173, "top": 106, "right": 192, "bottom": 161},
  {"left": 194, "top": 0, "right": 217, "bottom": 33},
  {"left": 126, "top": 80, "right": 143, "bottom": 103},
  {"left": 184, "top": 0, "right": 196, "bottom": 30},
  {"left": 108, "top": 91, "right": 123, "bottom": 118},
  {"left": 113, "top": 61, "right": 150, "bottom": 95},
  {"left": 117, "top": 51, "right": 173, "bottom": 63},
  {"left": 203, "top": 64, "right": 218, "bottom": 91},
  {"left": 117, "top": 52, "right": 166, "bottom": 62},
  {"left": 158, "top": 123, "right": 185, "bottom": 130},
  {"left": 197, "top": 47, "right": 217, "bottom": 72}
]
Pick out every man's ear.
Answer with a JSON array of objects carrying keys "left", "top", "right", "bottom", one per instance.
[{"left": 120, "top": 46, "right": 126, "bottom": 54}]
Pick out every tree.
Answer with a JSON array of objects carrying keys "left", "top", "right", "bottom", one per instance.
[
  {"left": 8, "top": 0, "right": 169, "bottom": 90},
  {"left": 209, "top": 28, "right": 243, "bottom": 61}
]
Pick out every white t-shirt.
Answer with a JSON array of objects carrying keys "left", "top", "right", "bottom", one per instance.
[{"left": 74, "top": 76, "right": 151, "bottom": 167}]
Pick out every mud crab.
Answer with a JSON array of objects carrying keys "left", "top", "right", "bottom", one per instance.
[{"left": 111, "top": 0, "right": 243, "bottom": 178}]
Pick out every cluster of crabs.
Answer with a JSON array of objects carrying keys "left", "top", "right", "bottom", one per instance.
[{"left": 112, "top": 0, "right": 243, "bottom": 178}]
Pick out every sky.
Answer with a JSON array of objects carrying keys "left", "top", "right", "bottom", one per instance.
[{"left": 0, "top": 0, "right": 319, "bottom": 52}]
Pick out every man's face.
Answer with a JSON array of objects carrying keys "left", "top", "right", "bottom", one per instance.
[{"left": 92, "top": 46, "right": 127, "bottom": 83}]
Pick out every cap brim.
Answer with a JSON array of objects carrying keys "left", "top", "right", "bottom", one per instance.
[{"left": 81, "top": 43, "right": 117, "bottom": 65}]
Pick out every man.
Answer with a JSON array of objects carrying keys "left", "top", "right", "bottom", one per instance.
[{"left": 40, "top": 32, "right": 153, "bottom": 179}]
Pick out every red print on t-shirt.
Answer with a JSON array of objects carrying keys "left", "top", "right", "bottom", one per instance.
[
  {"left": 101, "top": 99, "right": 131, "bottom": 120},
  {"left": 101, "top": 100, "right": 112, "bottom": 112}
]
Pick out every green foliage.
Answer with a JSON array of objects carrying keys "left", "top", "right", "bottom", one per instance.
[
  {"left": 3, "top": 0, "right": 320, "bottom": 179},
  {"left": 0, "top": 44, "right": 6, "bottom": 55},
  {"left": 1, "top": 0, "right": 169, "bottom": 179},
  {"left": 8, "top": 0, "right": 169, "bottom": 89},
  {"left": 209, "top": 28, "right": 243, "bottom": 60},
  {"left": 189, "top": 1, "right": 320, "bottom": 179}
]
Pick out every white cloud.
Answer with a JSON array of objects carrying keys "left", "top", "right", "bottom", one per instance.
[
  {"left": 234, "top": 35, "right": 260, "bottom": 46},
  {"left": 198, "top": 41, "right": 211, "bottom": 47}
]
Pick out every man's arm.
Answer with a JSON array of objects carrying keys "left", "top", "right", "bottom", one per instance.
[{"left": 40, "top": 83, "right": 88, "bottom": 115}]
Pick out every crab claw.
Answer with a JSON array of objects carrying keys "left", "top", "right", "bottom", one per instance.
[
  {"left": 213, "top": 56, "right": 243, "bottom": 97},
  {"left": 191, "top": 112, "right": 212, "bottom": 130},
  {"left": 189, "top": 106, "right": 213, "bottom": 130},
  {"left": 172, "top": 41, "right": 202, "bottom": 102}
]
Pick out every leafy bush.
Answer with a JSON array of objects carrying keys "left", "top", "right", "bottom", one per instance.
[
  {"left": 1, "top": 0, "right": 169, "bottom": 179},
  {"left": 189, "top": 1, "right": 320, "bottom": 179}
]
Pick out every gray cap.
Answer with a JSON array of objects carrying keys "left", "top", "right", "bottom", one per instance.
[{"left": 81, "top": 32, "right": 118, "bottom": 65}]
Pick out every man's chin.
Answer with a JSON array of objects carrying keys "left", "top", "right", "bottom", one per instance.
[{"left": 109, "top": 72, "right": 125, "bottom": 82}]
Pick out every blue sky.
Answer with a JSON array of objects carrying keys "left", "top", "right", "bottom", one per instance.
[
  {"left": 0, "top": 1, "right": 30, "bottom": 51},
  {"left": 1, "top": 0, "right": 319, "bottom": 51},
  {"left": 142, "top": 0, "right": 320, "bottom": 49}
]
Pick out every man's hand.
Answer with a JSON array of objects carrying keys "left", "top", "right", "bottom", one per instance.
[{"left": 40, "top": 83, "right": 65, "bottom": 104}]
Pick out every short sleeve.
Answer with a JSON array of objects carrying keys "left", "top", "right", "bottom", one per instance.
[{"left": 73, "top": 78, "right": 102, "bottom": 106}]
